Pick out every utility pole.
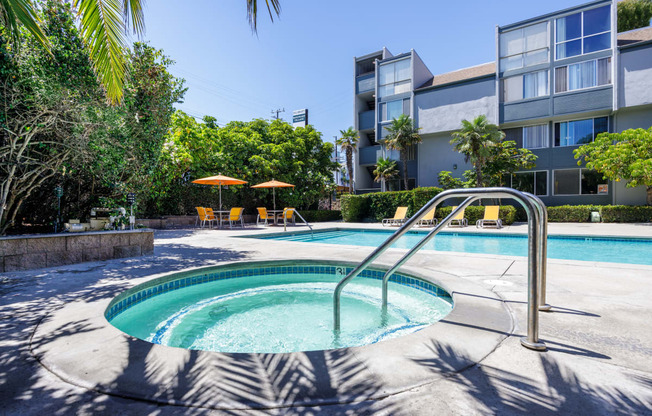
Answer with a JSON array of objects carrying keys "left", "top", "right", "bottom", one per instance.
[
  {"left": 271, "top": 108, "right": 285, "bottom": 119},
  {"left": 333, "top": 136, "right": 340, "bottom": 186}
]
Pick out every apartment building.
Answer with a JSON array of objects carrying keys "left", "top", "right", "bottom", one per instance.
[{"left": 353, "top": 0, "right": 652, "bottom": 205}]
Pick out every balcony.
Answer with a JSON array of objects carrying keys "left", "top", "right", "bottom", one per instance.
[
  {"left": 358, "top": 110, "right": 375, "bottom": 131},
  {"left": 359, "top": 145, "right": 381, "bottom": 166},
  {"left": 356, "top": 73, "right": 375, "bottom": 94}
]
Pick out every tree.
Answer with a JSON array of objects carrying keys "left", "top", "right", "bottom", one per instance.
[
  {"left": 1, "top": 0, "right": 280, "bottom": 103},
  {"left": 618, "top": 0, "right": 652, "bottom": 32},
  {"left": 450, "top": 115, "right": 504, "bottom": 187},
  {"left": 483, "top": 140, "right": 537, "bottom": 187},
  {"left": 373, "top": 157, "right": 399, "bottom": 192},
  {"left": 336, "top": 127, "right": 359, "bottom": 194},
  {"left": 384, "top": 114, "right": 422, "bottom": 191},
  {"left": 574, "top": 127, "right": 652, "bottom": 205}
]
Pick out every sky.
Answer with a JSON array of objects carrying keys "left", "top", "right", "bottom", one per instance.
[{"left": 140, "top": 0, "right": 591, "bottom": 147}]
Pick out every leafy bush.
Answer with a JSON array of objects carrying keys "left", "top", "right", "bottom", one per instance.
[
  {"left": 367, "top": 190, "right": 414, "bottom": 221},
  {"left": 411, "top": 187, "right": 444, "bottom": 213},
  {"left": 599, "top": 205, "right": 652, "bottom": 223},
  {"left": 547, "top": 205, "right": 599, "bottom": 222},
  {"left": 300, "top": 210, "right": 342, "bottom": 222},
  {"left": 340, "top": 194, "right": 369, "bottom": 222},
  {"left": 435, "top": 205, "right": 517, "bottom": 225}
]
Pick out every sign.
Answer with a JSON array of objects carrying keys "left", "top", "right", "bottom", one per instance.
[
  {"left": 598, "top": 184, "right": 608, "bottom": 194},
  {"left": 292, "top": 109, "right": 308, "bottom": 128}
]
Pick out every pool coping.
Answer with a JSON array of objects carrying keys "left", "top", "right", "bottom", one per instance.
[{"left": 29, "top": 258, "right": 513, "bottom": 410}]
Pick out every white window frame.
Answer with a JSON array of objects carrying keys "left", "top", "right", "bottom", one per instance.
[
  {"left": 502, "top": 70, "right": 550, "bottom": 103},
  {"left": 378, "top": 58, "right": 411, "bottom": 97},
  {"left": 553, "top": 168, "right": 604, "bottom": 195},
  {"left": 499, "top": 22, "right": 550, "bottom": 72},
  {"left": 511, "top": 170, "right": 549, "bottom": 196},
  {"left": 554, "top": 6, "right": 611, "bottom": 61},
  {"left": 522, "top": 123, "right": 550, "bottom": 149},
  {"left": 554, "top": 57, "right": 611, "bottom": 94},
  {"left": 554, "top": 116, "right": 609, "bottom": 147}
]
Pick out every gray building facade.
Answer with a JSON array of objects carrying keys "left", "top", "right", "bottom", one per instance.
[{"left": 352, "top": 0, "right": 652, "bottom": 205}]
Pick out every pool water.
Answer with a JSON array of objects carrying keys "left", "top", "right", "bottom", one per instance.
[
  {"left": 252, "top": 229, "right": 652, "bottom": 266},
  {"left": 109, "top": 271, "right": 453, "bottom": 353}
]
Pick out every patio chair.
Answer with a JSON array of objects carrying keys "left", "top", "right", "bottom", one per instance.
[
  {"left": 256, "top": 207, "right": 271, "bottom": 226},
  {"left": 197, "top": 207, "right": 216, "bottom": 228},
  {"left": 416, "top": 207, "right": 438, "bottom": 227},
  {"left": 382, "top": 207, "right": 408, "bottom": 227},
  {"left": 279, "top": 208, "right": 296, "bottom": 226},
  {"left": 447, "top": 206, "right": 468, "bottom": 227},
  {"left": 222, "top": 207, "right": 245, "bottom": 229},
  {"left": 476, "top": 205, "right": 503, "bottom": 229}
]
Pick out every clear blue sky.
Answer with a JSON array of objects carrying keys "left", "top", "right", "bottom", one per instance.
[{"left": 141, "top": 0, "right": 589, "bottom": 146}]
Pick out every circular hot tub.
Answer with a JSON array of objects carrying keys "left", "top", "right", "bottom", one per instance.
[{"left": 106, "top": 260, "right": 453, "bottom": 353}]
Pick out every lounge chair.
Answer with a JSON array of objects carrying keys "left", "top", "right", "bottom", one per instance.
[
  {"left": 256, "top": 207, "right": 271, "bottom": 226},
  {"left": 222, "top": 207, "right": 245, "bottom": 229},
  {"left": 197, "top": 207, "right": 216, "bottom": 228},
  {"left": 476, "top": 205, "right": 503, "bottom": 229},
  {"left": 279, "top": 208, "right": 296, "bottom": 226},
  {"left": 416, "top": 207, "right": 438, "bottom": 227},
  {"left": 447, "top": 206, "right": 468, "bottom": 227},
  {"left": 382, "top": 206, "right": 408, "bottom": 227}
]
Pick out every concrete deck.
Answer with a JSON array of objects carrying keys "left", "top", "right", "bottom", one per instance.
[{"left": 1, "top": 222, "right": 651, "bottom": 415}]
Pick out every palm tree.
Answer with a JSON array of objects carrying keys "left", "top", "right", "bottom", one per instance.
[
  {"left": 450, "top": 115, "right": 505, "bottom": 187},
  {"left": 336, "top": 127, "right": 359, "bottom": 194},
  {"left": 1, "top": 0, "right": 280, "bottom": 103},
  {"left": 384, "top": 114, "right": 422, "bottom": 191},
  {"left": 373, "top": 157, "right": 398, "bottom": 192}
]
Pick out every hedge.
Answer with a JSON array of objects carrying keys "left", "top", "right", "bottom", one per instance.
[
  {"left": 300, "top": 210, "right": 342, "bottom": 222},
  {"left": 599, "top": 205, "right": 652, "bottom": 223},
  {"left": 546, "top": 205, "right": 600, "bottom": 222},
  {"left": 435, "top": 206, "right": 517, "bottom": 226},
  {"left": 510, "top": 204, "right": 652, "bottom": 223},
  {"left": 340, "top": 194, "right": 369, "bottom": 222}
]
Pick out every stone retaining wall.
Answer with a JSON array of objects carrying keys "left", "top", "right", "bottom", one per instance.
[{"left": 0, "top": 229, "right": 154, "bottom": 273}]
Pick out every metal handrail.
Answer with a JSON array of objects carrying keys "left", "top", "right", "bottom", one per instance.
[
  {"left": 333, "top": 187, "right": 547, "bottom": 351},
  {"left": 284, "top": 209, "right": 313, "bottom": 237}
]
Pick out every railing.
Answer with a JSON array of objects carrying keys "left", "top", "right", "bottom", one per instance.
[
  {"left": 333, "top": 187, "right": 549, "bottom": 351},
  {"left": 284, "top": 209, "right": 313, "bottom": 237}
]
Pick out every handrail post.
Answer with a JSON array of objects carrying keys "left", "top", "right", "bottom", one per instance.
[{"left": 524, "top": 193, "right": 551, "bottom": 311}]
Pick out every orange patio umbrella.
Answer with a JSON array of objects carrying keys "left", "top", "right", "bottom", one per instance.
[
  {"left": 251, "top": 179, "right": 295, "bottom": 211},
  {"left": 192, "top": 174, "right": 247, "bottom": 212}
]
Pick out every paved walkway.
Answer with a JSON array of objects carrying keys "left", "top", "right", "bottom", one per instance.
[{"left": 1, "top": 222, "right": 651, "bottom": 415}]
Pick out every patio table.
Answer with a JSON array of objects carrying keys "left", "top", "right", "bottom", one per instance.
[{"left": 267, "top": 210, "right": 285, "bottom": 225}]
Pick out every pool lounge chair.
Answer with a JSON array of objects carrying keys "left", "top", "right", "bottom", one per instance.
[
  {"left": 279, "top": 208, "right": 296, "bottom": 226},
  {"left": 197, "top": 207, "right": 216, "bottom": 228},
  {"left": 416, "top": 207, "right": 438, "bottom": 227},
  {"left": 221, "top": 207, "right": 245, "bottom": 229},
  {"left": 382, "top": 206, "right": 408, "bottom": 227},
  {"left": 256, "top": 207, "right": 271, "bottom": 226},
  {"left": 476, "top": 205, "right": 503, "bottom": 229},
  {"left": 447, "top": 206, "right": 468, "bottom": 227}
]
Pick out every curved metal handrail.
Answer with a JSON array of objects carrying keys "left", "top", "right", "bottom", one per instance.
[
  {"left": 284, "top": 209, "right": 313, "bottom": 237},
  {"left": 333, "top": 187, "right": 547, "bottom": 351}
]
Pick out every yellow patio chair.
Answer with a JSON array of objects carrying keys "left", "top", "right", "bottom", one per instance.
[
  {"left": 197, "top": 207, "right": 216, "bottom": 228},
  {"left": 256, "top": 207, "right": 271, "bottom": 226},
  {"left": 279, "top": 208, "right": 296, "bottom": 226},
  {"left": 382, "top": 206, "right": 408, "bottom": 227},
  {"left": 476, "top": 205, "right": 502, "bottom": 229},
  {"left": 416, "top": 207, "right": 438, "bottom": 227},
  {"left": 447, "top": 206, "right": 468, "bottom": 227},
  {"left": 223, "top": 207, "right": 245, "bottom": 229}
]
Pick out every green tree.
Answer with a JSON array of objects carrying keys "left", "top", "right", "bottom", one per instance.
[
  {"left": 574, "top": 127, "right": 652, "bottom": 205},
  {"left": 483, "top": 140, "right": 537, "bottom": 187},
  {"left": 373, "top": 157, "right": 399, "bottom": 192},
  {"left": 336, "top": 127, "right": 359, "bottom": 194},
  {"left": 450, "top": 115, "right": 504, "bottom": 187},
  {"left": 618, "top": 0, "right": 652, "bottom": 32},
  {"left": 384, "top": 114, "right": 422, "bottom": 191}
]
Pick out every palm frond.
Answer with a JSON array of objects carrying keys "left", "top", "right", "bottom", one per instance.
[
  {"left": 1, "top": 0, "right": 51, "bottom": 51},
  {"left": 246, "top": 0, "right": 281, "bottom": 33},
  {"left": 122, "top": 0, "right": 145, "bottom": 35}
]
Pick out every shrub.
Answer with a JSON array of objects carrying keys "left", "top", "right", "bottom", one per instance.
[
  {"left": 411, "top": 187, "right": 444, "bottom": 213},
  {"left": 547, "top": 205, "right": 599, "bottom": 222},
  {"left": 340, "top": 194, "right": 369, "bottom": 222},
  {"left": 367, "top": 190, "right": 414, "bottom": 222},
  {"left": 300, "top": 210, "right": 342, "bottom": 222},
  {"left": 435, "top": 205, "right": 517, "bottom": 225},
  {"left": 599, "top": 205, "right": 652, "bottom": 223}
]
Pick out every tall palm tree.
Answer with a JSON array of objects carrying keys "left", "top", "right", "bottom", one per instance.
[
  {"left": 1, "top": 0, "right": 280, "bottom": 103},
  {"left": 336, "top": 127, "right": 359, "bottom": 194},
  {"left": 373, "top": 157, "right": 398, "bottom": 192},
  {"left": 450, "top": 115, "right": 504, "bottom": 187},
  {"left": 384, "top": 114, "right": 422, "bottom": 191}
]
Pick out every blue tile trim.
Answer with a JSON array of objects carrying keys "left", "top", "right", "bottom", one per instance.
[{"left": 105, "top": 263, "right": 452, "bottom": 322}]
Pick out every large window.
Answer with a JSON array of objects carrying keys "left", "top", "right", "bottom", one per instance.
[
  {"left": 523, "top": 124, "right": 549, "bottom": 149},
  {"left": 555, "top": 5, "right": 611, "bottom": 59},
  {"left": 500, "top": 22, "right": 549, "bottom": 72},
  {"left": 553, "top": 169, "right": 605, "bottom": 195},
  {"left": 503, "top": 70, "right": 548, "bottom": 102},
  {"left": 555, "top": 57, "right": 611, "bottom": 93},
  {"left": 554, "top": 117, "right": 608, "bottom": 147},
  {"left": 378, "top": 59, "right": 410, "bottom": 97},
  {"left": 511, "top": 171, "right": 548, "bottom": 196},
  {"left": 380, "top": 99, "right": 410, "bottom": 122}
]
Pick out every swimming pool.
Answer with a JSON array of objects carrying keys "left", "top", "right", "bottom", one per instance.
[{"left": 250, "top": 229, "right": 652, "bottom": 266}]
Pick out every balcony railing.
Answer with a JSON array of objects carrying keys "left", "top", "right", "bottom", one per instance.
[
  {"left": 356, "top": 73, "right": 375, "bottom": 94},
  {"left": 358, "top": 110, "right": 375, "bottom": 131},
  {"left": 359, "top": 145, "right": 381, "bottom": 166}
]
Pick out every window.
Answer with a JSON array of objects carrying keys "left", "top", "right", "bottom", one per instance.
[
  {"left": 380, "top": 99, "right": 410, "bottom": 122},
  {"left": 523, "top": 124, "right": 549, "bottom": 149},
  {"left": 554, "top": 57, "right": 611, "bottom": 93},
  {"left": 553, "top": 169, "right": 604, "bottom": 195},
  {"left": 554, "top": 117, "right": 608, "bottom": 147},
  {"left": 378, "top": 59, "right": 411, "bottom": 97},
  {"left": 512, "top": 171, "right": 548, "bottom": 196},
  {"left": 500, "top": 22, "right": 549, "bottom": 71},
  {"left": 555, "top": 5, "right": 611, "bottom": 59},
  {"left": 502, "top": 70, "right": 548, "bottom": 102}
]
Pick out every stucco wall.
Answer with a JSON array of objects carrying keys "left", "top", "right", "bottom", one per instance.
[
  {"left": 619, "top": 43, "right": 652, "bottom": 108},
  {"left": 417, "top": 133, "right": 472, "bottom": 187}
]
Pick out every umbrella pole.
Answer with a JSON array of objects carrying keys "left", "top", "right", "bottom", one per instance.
[
  {"left": 219, "top": 184, "right": 222, "bottom": 228},
  {"left": 273, "top": 188, "right": 276, "bottom": 211}
]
